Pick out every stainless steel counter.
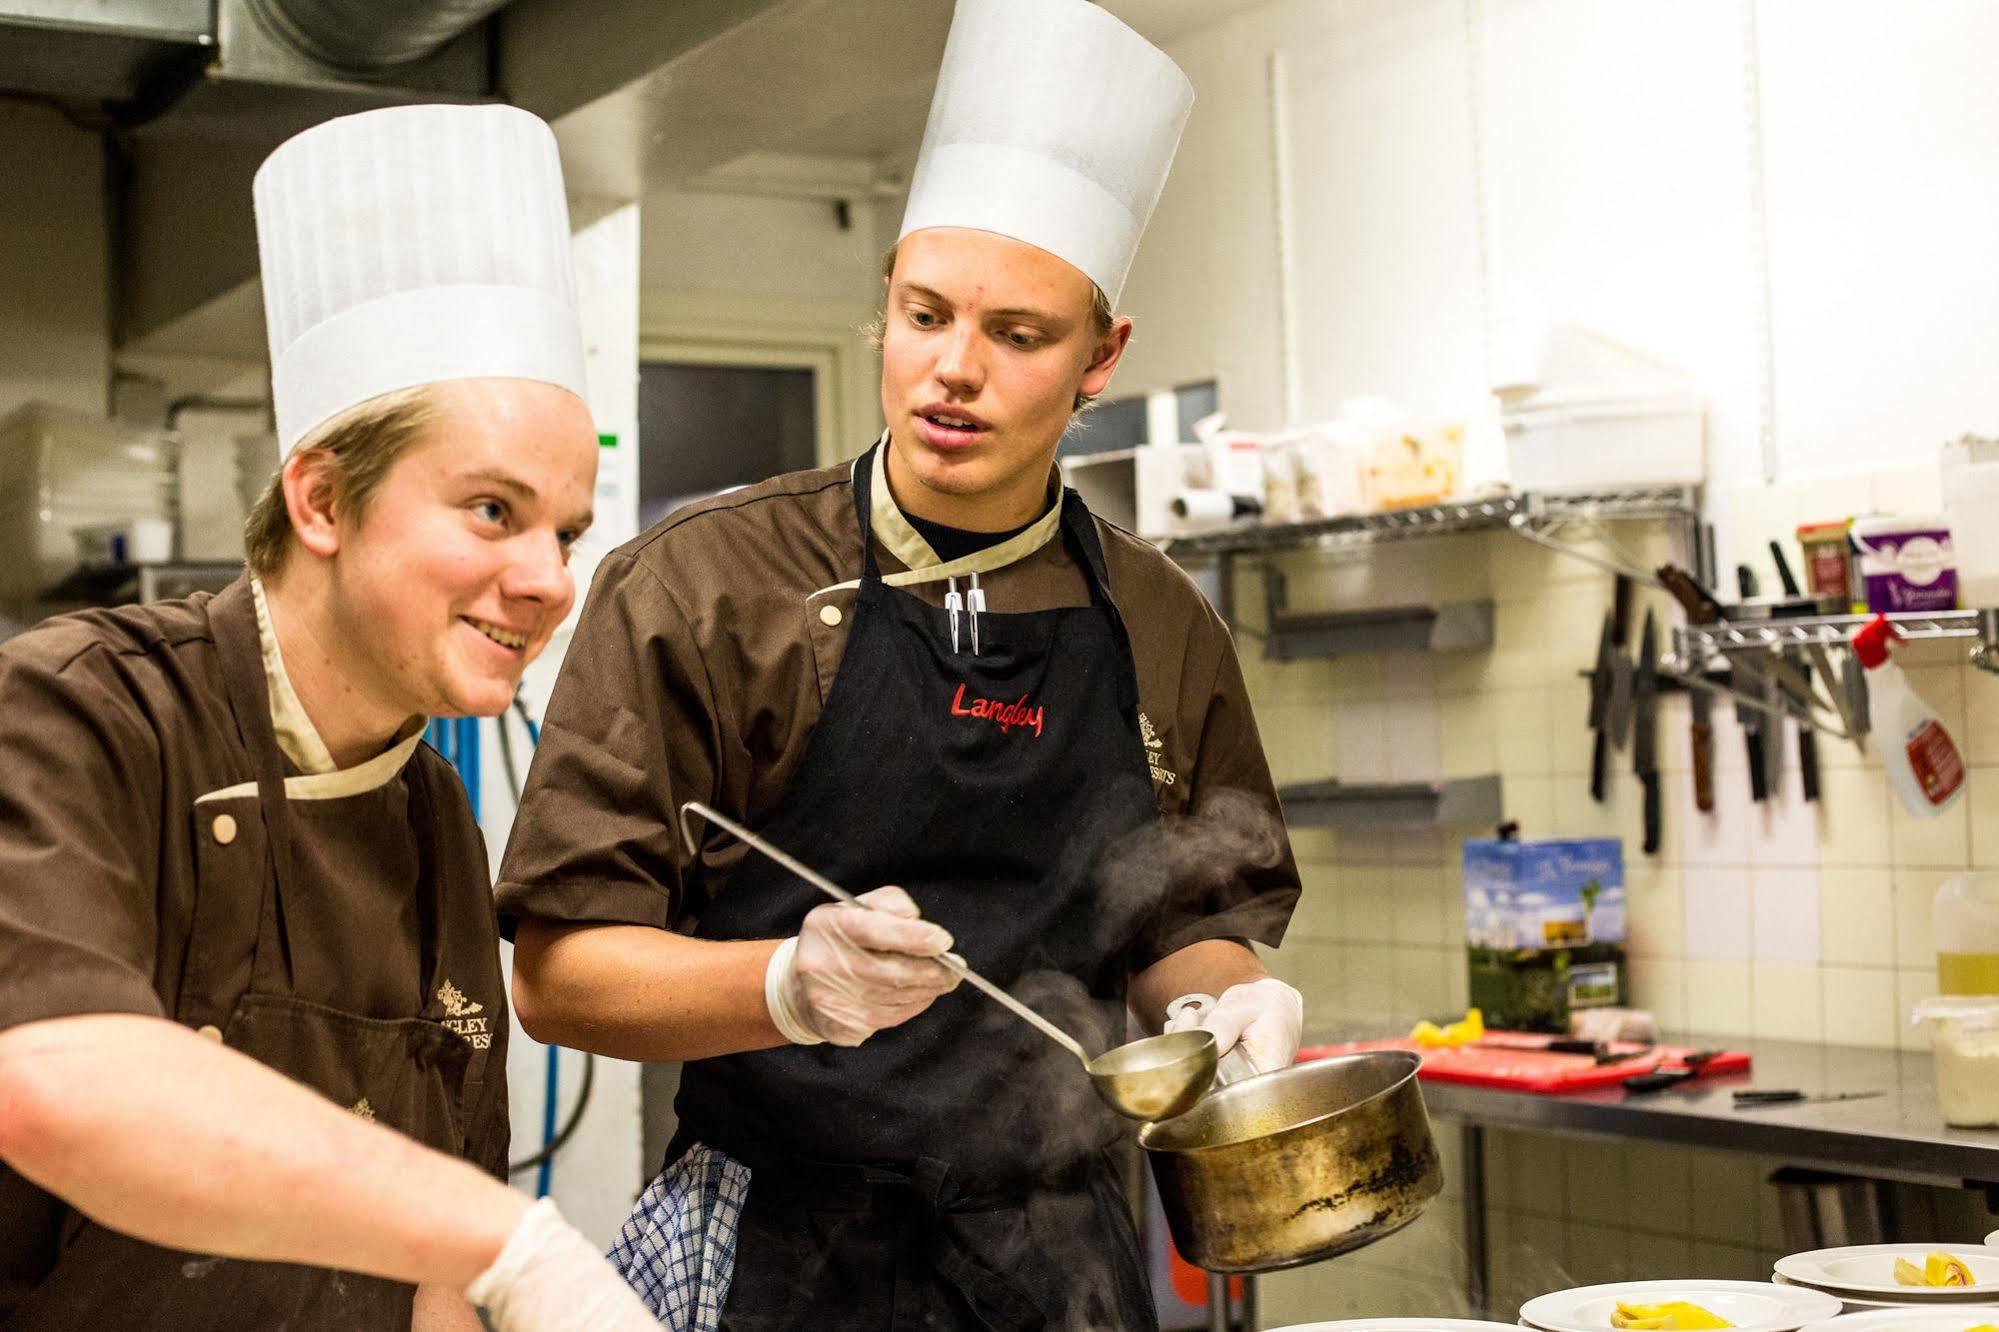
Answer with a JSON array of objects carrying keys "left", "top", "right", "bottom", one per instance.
[
  {"left": 1406, "top": 1034, "right": 1999, "bottom": 1319},
  {"left": 1428, "top": 1035, "right": 1999, "bottom": 1188}
]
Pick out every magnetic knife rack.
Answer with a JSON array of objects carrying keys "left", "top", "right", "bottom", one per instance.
[{"left": 1667, "top": 608, "right": 1999, "bottom": 739}]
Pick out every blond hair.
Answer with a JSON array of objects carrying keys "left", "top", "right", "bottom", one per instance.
[
  {"left": 242, "top": 387, "right": 438, "bottom": 577},
  {"left": 868, "top": 242, "right": 1118, "bottom": 413}
]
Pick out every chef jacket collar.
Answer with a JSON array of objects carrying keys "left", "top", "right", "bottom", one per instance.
[{"left": 864, "top": 433, "right": 1063, "bottom": 587}]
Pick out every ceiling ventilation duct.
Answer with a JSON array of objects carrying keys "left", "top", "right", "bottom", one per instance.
[{"left": 243, "top": 0, "right": 510, "bottom": 73}]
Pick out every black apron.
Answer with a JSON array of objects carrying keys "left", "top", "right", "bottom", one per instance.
[
  {"left": 9, "top": 583, "right": 500, "bottom": 1331},
  {"left": 672, "top": 446, "right": 1164, "bottom": 1331}
]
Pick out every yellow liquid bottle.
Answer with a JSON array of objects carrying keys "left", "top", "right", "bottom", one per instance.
[{"left": 1938, "top": 952, "right": 1999, "bottom": 995}]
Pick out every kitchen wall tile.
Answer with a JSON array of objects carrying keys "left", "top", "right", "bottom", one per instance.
[
  {"left": 1687, "top": 1149, "right": 1761, "bottom": 1247},
  {"left": 1905, "top": 663, "right": 1969, "bottom": 742},
  {"left": 1750, "top": 964, "right": 1825, "bottom": 1042},
  {"left": 1969, "top": 770, "right": 1999, "bottom": 866},
  {"left": 1870, "top": 459, "right": 1945, "bottom": 515},
  {"left": 1683, "top": 868, "right": 1753, "bottom": 962},
  {"left": 1393, "top": 867, "right": 1450, "bottom": 945},
  {"left": 1897, "top": 968, "right": 1936, "bottom": 1051},
  {"left": 1894, "top": 867, "right": 1947, "bottom": 969},
  {"left": 1683, "top": 961, "right": 1755, "bottom": 1039},
  {"left": 1564, "top": 1222, "right": 1634, "bottom": 1286},
  {"left": 1626, "top": 1232, "right": 1697, "bottom": 1281},
  {"left": 1288, "top": 860, "right": 1343, "bottom": 940},
  {"left": 1428, "top": 534, "right": 1493, "bottom": 601},
  {"left": 1488, "top": 596, "right": 1559, "bottom": 690},
  {"left": 1888, "top": 788, "right": 1971, "bottom": 869},
  {"left": 1325, "top": 652, "right": 1386, "bottom": 696},
  {"left": 1628, "top": 958, "right": 1688, "bottom": 1033},
  {"left": 1553, "top": 769, "right": 1642, "bottom": 845},
  {"left": 1817, "top": 868, "right": 1896, "bottom": 967},
  {"left": 1496, "top": 686, "right": 1557, "bottom": 777},
  {"left": 1439, "top": 691, "right": 1499, "bottom": 779},
  {"left": 1336, "top": 698, "right": 1394, "bottom": 784},
  {"left": 1746, "top": 754, "right": 1822, "bottom": 867},
  {"left": 1289, "top": 827, "right": 1340, "bottom": 864},
  {"left": 1820, "top": 966, "right": 1900, "bottom": 1048},
  {"left": 1690, "top": 1242, "right": 1766, "bottom": 1284},
  {"left": 1563, "top": 1139, "right": 1630, "bottom": 1228},
  {"left": 1255, "top": 700, "right": 1337, "bottom": 787},
  {"left": 1505, "top": 775, "right": 1559, "bottom": 839},
  {"left": 1750, "top": 867, "right": 1822, "bottom": 965},
  {"left": 1340, "top": 829, "right": 1399, "bottom": 865},
  {"left": 1545, "top": 680, "right": 1596, "bottom": 780},
  {"left": 1678, "top": 776, "right": 1754, "bottom": 866},
  {"left": 1245, "top": 651, "right": 1337, "bottom": 707},
  {"left": 1392, "top": 946, "right": 1452, "bottom": 1022},
  {"left": 1815, "top": 767, "right": 1895, "bottom": 867},
  {"left": 1394, "top": 828, "right": 1450, "bottom": 868},
  {"left": 1346, "top": 944, "right": 1396, "bottom": 1022},
  {"left": 1344, "top": 865, "right": 1397, "bottom": 943},
  {"left": 1621, "top": 1143, "right": 1693, "bottom": 1238},
  {"left": 1380, "top": 653, "right": 1438, "bottom": 699},
  {"left": 1625, "top": 865, "right": 1685, "bottom": 960},
  {"left": 1961, "top": 669, "right": 1999, "bottom": 765}
]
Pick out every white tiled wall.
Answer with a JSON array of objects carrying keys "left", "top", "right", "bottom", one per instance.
[{"left": 1235, "top": 478, "right": 1999, "bottom": 1326}]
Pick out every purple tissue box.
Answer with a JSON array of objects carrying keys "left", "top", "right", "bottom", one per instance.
[{"left": 1854, "top": 521, "right": 1958, "bottom": 613}]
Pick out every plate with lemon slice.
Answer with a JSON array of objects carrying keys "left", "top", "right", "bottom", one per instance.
[
  {"left": 1521, "top": 1279, "right": 1841, "bottom": 1331},
  {"left": 1777, "top": 1248, "right": 1999, "bottom": 1301}
]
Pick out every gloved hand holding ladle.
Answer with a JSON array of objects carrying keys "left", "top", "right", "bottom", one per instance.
[{"left": 678, "top": 801, "right": 1221, "bottom": 1121}]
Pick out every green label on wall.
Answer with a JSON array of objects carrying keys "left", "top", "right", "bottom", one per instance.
[{"left": 598, "top": 433, "right": 618, "bottom": 449}]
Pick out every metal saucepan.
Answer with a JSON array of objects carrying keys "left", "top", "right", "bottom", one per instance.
[{"left": 1139, "top": 1049, "right": 1443, "bottom": 1273}]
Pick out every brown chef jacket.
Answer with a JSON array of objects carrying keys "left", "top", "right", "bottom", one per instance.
[
  {"left": 0, "top": 577, "right": 509, "bottom": 1327},
  {"left": 498, "top": 441, "right": 1300, "bottom": 966}
]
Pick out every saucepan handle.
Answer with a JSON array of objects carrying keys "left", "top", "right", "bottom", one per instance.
[{"left": 1164, "top": 992, "right": 1262, "bottom": 1086}]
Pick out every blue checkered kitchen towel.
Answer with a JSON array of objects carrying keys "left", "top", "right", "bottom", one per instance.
[{"left": 607, "top": 1142, "right": 751, "bottom": 1331}]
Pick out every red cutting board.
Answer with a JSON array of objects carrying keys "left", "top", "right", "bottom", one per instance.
[{"left": 1297, "top": 1033, "right": 1751, "bottom": 1094}]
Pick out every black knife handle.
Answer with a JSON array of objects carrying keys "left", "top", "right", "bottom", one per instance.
[
  {"left": 1800, "top": 727, "right": 1821, "bottom": 801},
  {"left": 1623, "top": 1069, "right": 1692, "bottom": 1094},
  {"left": 1591, "top": 728, "right": 1607, "bottom": 802},
  {"left": 1747, "top": 734, "right": 1768, "bottom": 801},
  {"left": 1641, "top": 771, "right": 1662, "bottom": 854}
]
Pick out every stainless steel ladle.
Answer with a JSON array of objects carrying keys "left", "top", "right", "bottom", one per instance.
[{"left": 679, "top": 801, "right": 1219, "bottom": 1121}]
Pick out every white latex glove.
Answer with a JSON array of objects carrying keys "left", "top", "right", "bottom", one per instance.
[
  {"left": 465, "top": 1198, "right": 662, "bottom": 1332},
  {"left": 1164, "top": 977, "right": 1304, "bottom": 1073},
  {"left": 765, "top": 885, "right": 960, "bottom": 1047}
]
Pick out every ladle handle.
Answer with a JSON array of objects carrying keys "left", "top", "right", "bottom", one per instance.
[
  {"left": 1164, "top": 992, "right": 1263, "bottom": 1085},
  {"left": 678, "top": 801, "right": 1091, "bottom": 1064}
]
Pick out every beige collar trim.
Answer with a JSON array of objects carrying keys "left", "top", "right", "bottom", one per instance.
[
  {"left": 868, "top": 434, "right": 1064, "bottom": 588},
  {"left": 218, "top": 578, "right": 423, "bottom": 803}
]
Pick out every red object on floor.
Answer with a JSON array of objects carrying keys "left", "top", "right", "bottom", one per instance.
[{"left": 1297, "top": 1032, "right": 1751, "bottom": 1094}]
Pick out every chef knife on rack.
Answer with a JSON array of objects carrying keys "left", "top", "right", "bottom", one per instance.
[
  {"left": 1769, "top": 540, "right": 1822, "bottom": 801},
  {"left": 1633, "top": 609, "right": 1663, "bottom": 853},
  {"left": 1736, "top": 564, "right": 1772, "bottom": 801},
  {"left": 1588, "top": 609, "right": 1616, "bottom": 802},
  {"left": 1656, "top": 564, "right": 1721, "bottom": 813}
]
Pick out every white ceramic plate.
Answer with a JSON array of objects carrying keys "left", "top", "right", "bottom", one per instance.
[
  {"left": 1520, "top": 1280, "right": 1842, "bottom": 1332},
  {"left": 1776, "top": 1272, "right": 1970, "bottom": 1313},
  {"left": 1266, "top": 1322, "right": 1521, "bottom": 1331},
  {"left": 1776, "top": 1247, "right": 1999, "bottom": 1301},
  {"left": 1795, "top": 1308, "right": 1999, "bottom": 1331}
]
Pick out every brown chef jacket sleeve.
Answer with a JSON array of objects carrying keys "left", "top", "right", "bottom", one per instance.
[
  {"left": 496, "top": 552, "right": 717, "bottom": 934},
  {"left": 0, "top": 641, "right": 167, "bottom": 1029},
  {"left": 1130, "top": 625, "right": 1301, "bottom": 971}
]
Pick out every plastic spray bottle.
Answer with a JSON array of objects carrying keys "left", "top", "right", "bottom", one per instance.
[{"left": 1851, "top": 613, "right": 1967, "bottom": 817}]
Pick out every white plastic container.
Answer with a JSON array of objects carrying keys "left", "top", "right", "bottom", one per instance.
[
  {"left": 1943, "top": 434, "right": 1999, "bottom": 608},
  {"left": 1935, "top": 874, "right": 1999, "bottom": 995},
  {"left": 1911, "top": 995, "right": 1999, "bottom": 1127},
  {"left": 1502, "top": 396, "right": 1705, "bottom": 493},
  {"left": 1851, "top": 614, "right": 1967, "bottom": 819}
]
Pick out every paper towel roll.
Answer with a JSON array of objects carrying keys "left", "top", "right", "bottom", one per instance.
[{"left": 1171, "top": 489, "right": 1262, "bottom": 523}]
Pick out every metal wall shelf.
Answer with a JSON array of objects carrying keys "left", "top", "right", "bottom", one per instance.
[
  {"left": 1677, "top": 609, "right": 1988, "bottom": 656},
  {"left": 1162, "top": 485, "right": 1698, "bottom": 558},
  {"left": 1277, "top": 775, "right": 1504, "bottom": 829},
  {"left": 1264, "top": 597, "right": 1496, "bottom": 660}
]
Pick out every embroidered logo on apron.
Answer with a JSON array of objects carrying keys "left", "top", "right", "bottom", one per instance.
[
  {"left": 1140, "top": 711, "right": 1177, "bottom": 787},
  {"left": 437, "top": 979, "right": 492, "bottom": 1049},
  {"left": 948, "top": 683, "right": 1044, "bottom": 737},
  {"left": 351, "top": 1097, "right": 376, "bottom": 1121}
]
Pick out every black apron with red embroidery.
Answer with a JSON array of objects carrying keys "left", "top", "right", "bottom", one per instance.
[{"left": 672, "top": 444, "right": 1163, "bottom": 1330}]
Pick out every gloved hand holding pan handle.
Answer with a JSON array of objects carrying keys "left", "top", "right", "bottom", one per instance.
[{"left": 1163, "top": 977, "right": 1304, "bottom": 1080}]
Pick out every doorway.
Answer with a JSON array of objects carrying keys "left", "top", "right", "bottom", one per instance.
[{"left": 637, "top": 360, "right": 820, "bottom": 530}]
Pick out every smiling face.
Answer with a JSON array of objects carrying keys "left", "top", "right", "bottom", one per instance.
[
  {"left": 879, "top": 226, "right": 1131, "bottom": 528},
  {"left": 304, "top": 378, "right": 598, "bottom": 721}
]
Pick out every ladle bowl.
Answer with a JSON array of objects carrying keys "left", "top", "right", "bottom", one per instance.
[{"left": 1087, "top": 1028, "right": 1219, "bottom": 1121}]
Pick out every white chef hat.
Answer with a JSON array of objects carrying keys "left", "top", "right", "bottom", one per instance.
[
  {"left": 254, "top": 103, "right": 586, "bottom": 456},
  {"left": 897, "top": 0, "right": 1194, "bottom": 309}
]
